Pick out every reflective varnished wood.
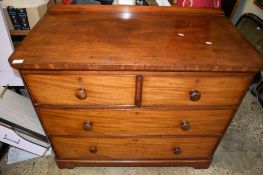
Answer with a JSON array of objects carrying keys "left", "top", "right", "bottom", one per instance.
[
  {"left": 51, "top": 137, "right": 218, "bottom": 159},
  {"left": 9, "top": 5, "right": 263, "bottom": 72},
  {"left": 142, "top": 74, "right": 252, "bottom": 106},
  {"left": 38, "top": 108, "right": 234, "bottom": 136},
  {"left": 24, "top": 74, "right": 136, "bottom": 105},
  {"left": 9, "top": 5, "right": 263, "bottom": 169}
]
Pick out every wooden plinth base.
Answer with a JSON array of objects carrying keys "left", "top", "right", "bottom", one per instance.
[{"left": 55, "top": 158, "right": 212, "bottom": 169}]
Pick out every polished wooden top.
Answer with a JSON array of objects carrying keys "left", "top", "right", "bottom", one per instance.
[{"left": 9, "top": 5, "right": 263, "bottom": 72}]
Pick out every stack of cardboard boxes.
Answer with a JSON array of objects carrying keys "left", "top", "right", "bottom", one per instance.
[{"left": 1, "top": 0, "right": 50, "bottom": 30}]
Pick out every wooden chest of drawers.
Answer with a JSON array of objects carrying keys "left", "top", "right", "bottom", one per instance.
[{"left": 9, "top": 5, "right": 263, "bottom": 169}]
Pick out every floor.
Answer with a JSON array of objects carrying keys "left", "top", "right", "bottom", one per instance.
[{"left": 0, "top": 92, "right": 262, "bottom": 175}]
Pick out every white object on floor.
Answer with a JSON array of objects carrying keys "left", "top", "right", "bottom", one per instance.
[
  {"left": 7, "top": 146, "right": 51, "bottom": 165},
  {"left": 0, "top": 123, "right": 50, "bottom": 156},
  {"left": 156, "top": 0, "right": 171, "bottom": 6},
  {"left": 0, "top": 86, "right": 45, "bottom": 135},
  {"left": 0, "top": 86, "right": 49, "bottom": 156}
]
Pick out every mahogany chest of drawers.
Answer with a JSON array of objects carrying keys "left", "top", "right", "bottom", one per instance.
[{"left": 9, "top": 5, "right": 263, "bottom": 169}]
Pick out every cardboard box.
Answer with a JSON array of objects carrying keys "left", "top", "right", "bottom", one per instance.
[{"left": 1, "top": 0, "right": 49, "bottom": 30}]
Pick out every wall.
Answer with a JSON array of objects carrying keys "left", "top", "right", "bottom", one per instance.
[
  {"left": 0, "top": 3, "right": 23, "bottom": 86},
  {"left": 232, "top": 0, "right": 263, "bottom": 24}
]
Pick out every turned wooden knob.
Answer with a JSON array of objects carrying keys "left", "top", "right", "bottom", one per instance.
[
  {"left": 75, "top": 88, "right": 87, "bottom": 100},
  {"left": 83, "top": 121, "right": 93, "bottom": 131},
  {"left": 173, "top": 147, "right": 181, "bottom": 155},
  {"left": 181, "top": 120, "right": 190, "bottom": 131},
  {"left": 190, "top": 89, "right": 201, "bottom": 101},
  {"left": 89, "top": 146, "right": 97, "bottom": 153}
]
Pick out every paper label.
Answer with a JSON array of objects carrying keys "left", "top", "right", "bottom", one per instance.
[{"left": 12, "top": 59, "right": 24, "bottom": 64}]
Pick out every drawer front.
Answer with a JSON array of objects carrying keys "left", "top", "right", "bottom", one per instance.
[
  {"left": 51, "top": 137, "right": 218, "bottom": 159},
  {"left": 24, "top": 74, "right": 135, "bottom": 105},
  {"left": 38, "top": 109, "right": 233, "bottom": 136},
  {"left": 142, "top": 75, "right": 251, "bottom": 106}
]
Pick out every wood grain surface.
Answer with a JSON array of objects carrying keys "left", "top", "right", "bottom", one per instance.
[
  {"left": 51, "top": 136, "right": 218, "bottom": 159},
  {"left": 48, "top": 5, "right": 224, "bottom": 15},
  {"left": 55, "top": 158, "right": 212, "bottom": 169},
  {"left": 24, "top": 74, "right": 136, "bottom": 105},
  {"left": 9, "top": 5, "right": 263, "bottom": 72},
  {"left": 38, "top": 109, "right": 233, "bottom": 136},
  {"left": 142, "top": 74, "right": 252, "bottom": 106},
  {"left": 9, "top": 5, "right": 262, "bottom": 169}
]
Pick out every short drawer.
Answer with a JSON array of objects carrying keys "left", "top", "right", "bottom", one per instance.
[
  {"left": 142, "top": 74, "right": 251, "bottom": 107},
  {"left": 38, "top": 109, "right": 233, "bottom": 136},
  {"left": 24, "top": 74, "right": 136, "bottom": 105},
  {"left": 51, "top": 137, "right": 218, "bottom": 159}
]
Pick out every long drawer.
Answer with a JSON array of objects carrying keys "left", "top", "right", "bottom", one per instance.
[
  {"left": 24, "top": 74, "right": 136, "bottom": 105},
  {"left": 142, "top": 75, "right": 251, "bottom": 107},
  {"left": 38, "top": 109, "right": 233, "bottom": 136},
  {"left": 51, "top": 137, "right": 218, "bottom": 159}
]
